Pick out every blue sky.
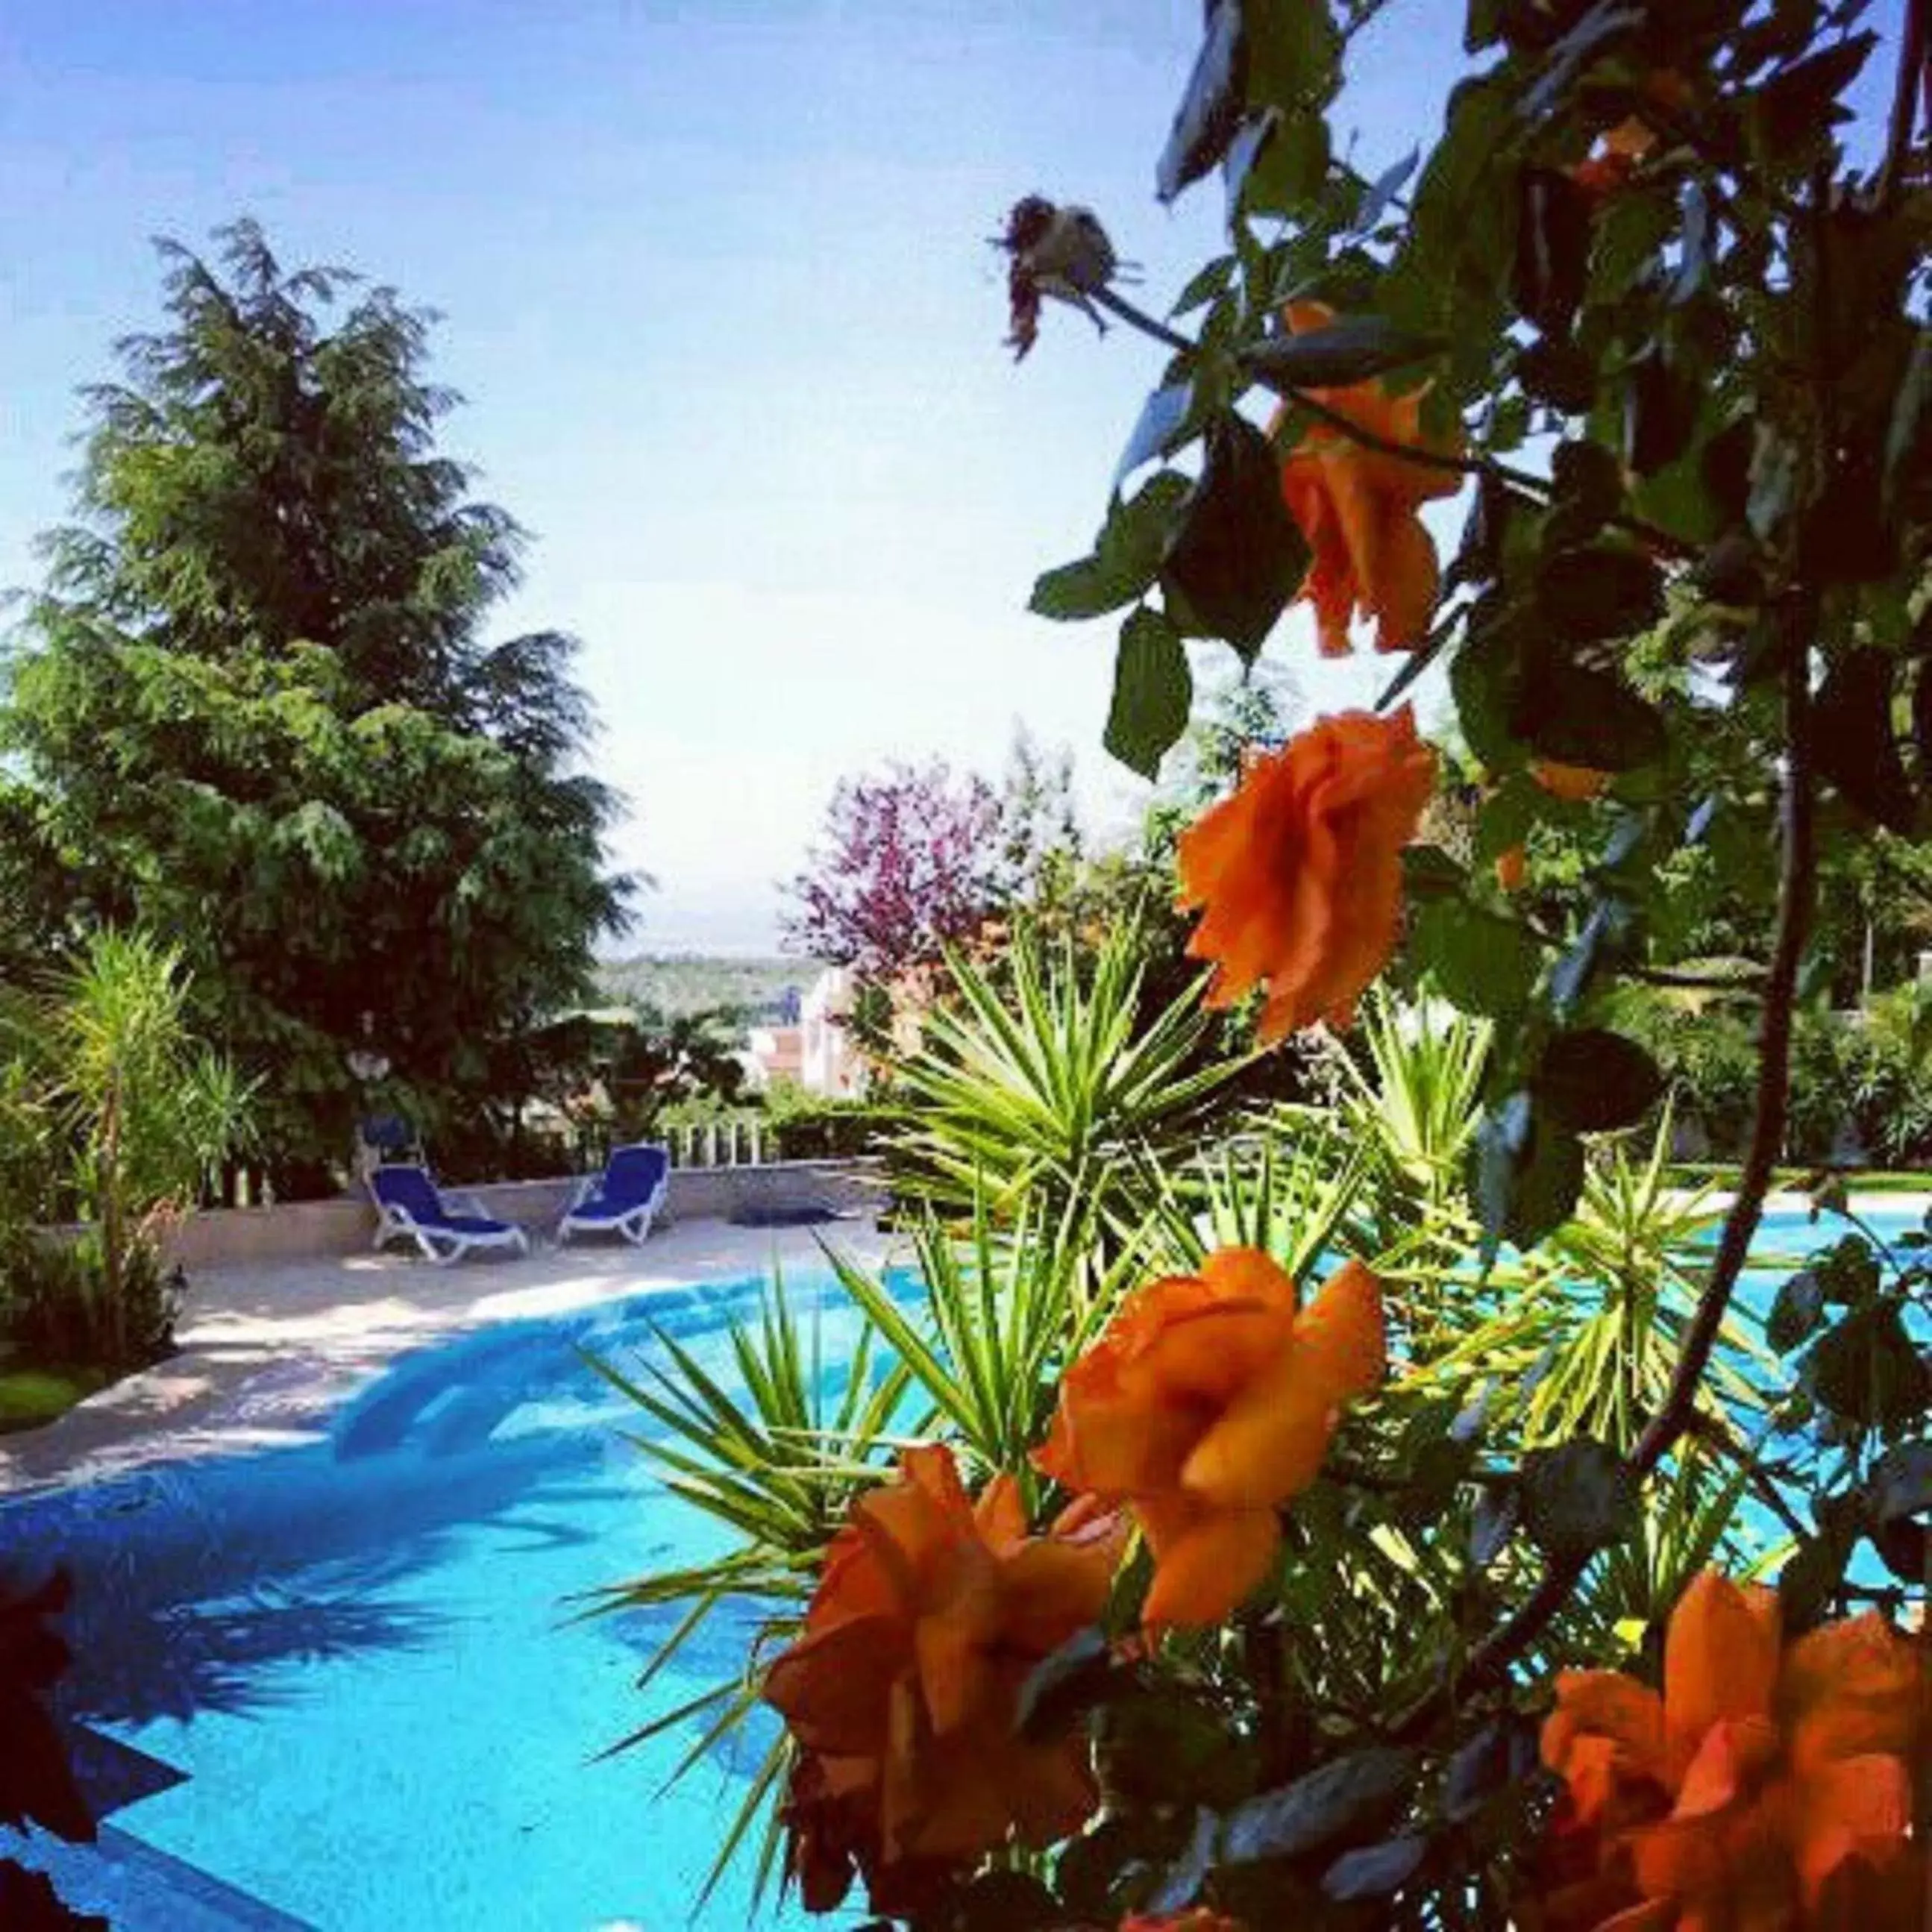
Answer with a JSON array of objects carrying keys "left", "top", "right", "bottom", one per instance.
[{"left": 0, "top": 1, "right": 1905, "bottom": 951}]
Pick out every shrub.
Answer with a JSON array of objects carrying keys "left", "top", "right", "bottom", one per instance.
[{"left": 0, "top": 1230, "right": 184, "bottom": 1370}]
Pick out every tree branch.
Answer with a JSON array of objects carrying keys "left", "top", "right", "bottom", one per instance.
[
  {"left": 1875, "top": 0, "right": 1930, "bottom": 208},
  {"left": 1392, "top": 602, "right": 1817, "bottom": 1742},
  {"left": 1681, "top": 1411, "right": 1810, "bottom": 1543},
  {"left": 1085, "top": 286, "right": 1699, "bottom": 562},
  {"left": 1631, "top": 666, "right": 1815, "bottom": 1471}
]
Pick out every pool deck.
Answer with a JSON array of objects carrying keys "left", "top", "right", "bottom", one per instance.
[{"left": 0, "top": 1213, "right": 900, "bottom": 1499}]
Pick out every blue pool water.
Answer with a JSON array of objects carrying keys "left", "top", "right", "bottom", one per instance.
[
  {"left": 1, "top": 1266, "right": 898, "bottom": 1931},
  {"left": 0, "top": 1209, "right": 1920, "bottom": 1930}
]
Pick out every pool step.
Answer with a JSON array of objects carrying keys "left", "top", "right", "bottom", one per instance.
[{"left": 1, "top": 1825, "right": 319, "bottom": 1931}]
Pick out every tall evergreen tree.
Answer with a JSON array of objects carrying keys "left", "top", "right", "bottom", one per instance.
[{"left": 2, "top": 221, "right": 633, "bottom": 1185}]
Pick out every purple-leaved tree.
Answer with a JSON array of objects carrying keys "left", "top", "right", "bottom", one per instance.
[{"left": 782, "top": 761, "right": 1006, "bottom": 979}]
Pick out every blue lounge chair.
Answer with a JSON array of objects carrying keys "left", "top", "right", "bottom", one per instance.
[
  {"left": 368, "top": 1164, "right": 531, "bottom": 1266},
  {"left": 556, "top": 1143, "right": 670, "bottom": 1247}
]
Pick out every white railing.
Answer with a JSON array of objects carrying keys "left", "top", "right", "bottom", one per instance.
[{"left": 667, "top": 1120, "right": 768, "bottom": 1169}]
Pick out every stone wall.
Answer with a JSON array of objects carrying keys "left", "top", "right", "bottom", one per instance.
[{"left": 151, "top": 1159, "right": 886, "bottom": 1272}]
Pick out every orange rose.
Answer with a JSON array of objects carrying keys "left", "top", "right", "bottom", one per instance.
[
  {"left": 1534, "top": 1571, "right": 1926, "bottom": 1930},
  {"left": 1176, "top": 706, "right": 1437, "bottom": 1041},
  {"left": 1569, "top": 72, "right": 1690, "bottom": 197},
  {"left": 762, "top": 1444, "right": 1124, "bottom": 1912},
  {"left": 1534, "top": 760, "right": 1611, "bottom": 803},
  {"left": 1269, "top": 302, "right": 1462, "bottom": 658},
  {"left": 1035, "top": 1249, "right": 1386, "bottom": 1628}
]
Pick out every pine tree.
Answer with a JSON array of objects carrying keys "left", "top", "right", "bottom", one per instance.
[{"left": 3, "top": 221, "right": 634, "bottom": 1185}]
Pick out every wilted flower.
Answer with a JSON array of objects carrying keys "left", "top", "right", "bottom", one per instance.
[{"left": 998, "top": 196, "right": 1119, "bottom": 360}]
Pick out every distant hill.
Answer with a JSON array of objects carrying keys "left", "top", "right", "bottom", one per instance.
[{"left": 595, "top": 953, "right": 821, "bottom": 1023}]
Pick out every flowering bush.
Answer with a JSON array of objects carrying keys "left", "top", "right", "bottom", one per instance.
[{"left": 600, "top": 0, "right": 1932, "bottom": 1924}]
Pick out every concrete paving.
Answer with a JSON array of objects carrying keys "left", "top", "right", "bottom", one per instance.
[{"left": 0, "top": 1214, "right": 902, "bottom": 1498}]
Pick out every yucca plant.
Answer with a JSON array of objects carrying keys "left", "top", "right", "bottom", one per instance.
[
  {"left": 1562, "top": 1439, "right": 1778, "bottom": 1669},
  {"left": 25, "top": 929, "right": 254, "bottom": 1361},
  {"left": 827, "top": 1190, "right": 1126, "bottom": 1481},
  {"left": 1143, "top": 1108, "right": 1371, "bottom": 1290},
  {"left": 583, "top": 1191, "right": 1135, "bottom": 1907},
  {"left": 888, "top": 925, "right": 1249, "bottom": 1241},
  {"left": 1519, "top": 1112, "right": 1771, "bottom": 1452},
  {"left": 1337, "top": 992, "right": 1492, "bottom": 1191},
  {"left": 1270, "top": 991, "right": 1496, "bottom": 1347}
]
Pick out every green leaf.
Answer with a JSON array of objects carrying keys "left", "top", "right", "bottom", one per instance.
[
  {"left": 1157, "top": 0, "right": 1245, "bottom": 202},
  {"left": 1240, "top": 112, "right": 1330, "bottom": 216},
  {"left": 1590, "top": 187, "right": 1676, "bottom": 304},
  {"left": 1813, "top": 649, "right": 1918, "bottom": 835},
  {"left": 1469, "top": 1481, "right": 1519, "bottom": 1566},
  {"left": 1623, "top": 345, "right": 1699, "bottom": 477},
  {"left": 1172, "top": 255, "right": 1238, "bottom": 319},
  {"left": 1160, "top": 413, "right": 1307, "bottom": 658},
  {"left": 1443, "top": 1719, "right": 1534, "bottom": 1823},
  {"left": 1778, "top": 1528, "right": 1851, "bottom": 1634},
  {"left": 1516, "top": 335, "right": 1598, "bottom": 413},
  {"left": 1519, "top": 2, "right": 1643, "bottom": 119},
  {"left": 1117, "top": 383, "right": 1197, "bottom": 489},
  {"left": 1353, "top": 148, "right": 1419, "bottom": 232},
  {"left": 1548, "top": 903, "right": 1611, "bottom": 1015},
  {"left": 1014, "top": 1626, "right": 1117, "bottom": 1741},
  {"left": 1220, "top": 112, "right": 1276, "bottom": 216},
  {"left": 1520, "top": 1437, "right": 1639, "bottom": 1560},
  {"left": 1245, "top": 316, "right": 1442, "bottom": 391},
  {"left": 1104, "top": 608, "right": 1194, "bottom": 780},
  {"left": 1244, "top": 0, "right": 1340, "bottom": 116},
  {"left": 1883, "top": 330, "right": 1931, "bottom": 507},
  {"left": 1753, "top": 33, "right": 1876, "bottom": 153},
  {"left": 1695, "top": 532, "right": 1767, "bottom": 606},
  {"left": 1868, "top": 1441, "right": 1932, "bottom": 1526},
  {"left": 1412, "top": 898, "right": 1541, "bottom": 1019},
  {"left": 1532, "top": 1028, "right": 1663, "bottom": 1132},
  {"left": 1802, "top": 1306, "right": 1932, "bottom": 1431},
  {"left": 1323, "top": 1836, "right": 1428, "bottom": 1901},
  {"left": 1401, "top": 844, "right": 1470, "bottom": 900},
  {"left": 1472, "top": 1094, "right": 1584, "bottom": 1261},
  {"left": 1510, "top": 658, "right": 1667, "bottom": 773},
  {"left": 1031, "top": 471, "right": 1196, "bottom": 621},
  {"left": 1813, "top": 1235, "right": 1881, "bottom": 1307},
  {"left": 1450, "top": 609, "right": 1529, "bottom": 771},
  {"left": 950, "top": 1871, "right": 1062, "bottom": 1932},
  {"left": 1029, "top": 557, "right": 1138, "bottom": 622},
  {"left": 1535, "top": 543, "right": 1666, "bottom": 642},
  {"left": 1220, "top": 1747, "right": 1418, "bottom": 1866},
  {"left": 1512, "top": 166, "right": 1593, "bottom": 331},
  {"left": 1875, "top": 1517, "right": 1928, "bottom": 1585},
  {"left": 1766, "top": 1270, "right": 1825, "bottom": 1355}
]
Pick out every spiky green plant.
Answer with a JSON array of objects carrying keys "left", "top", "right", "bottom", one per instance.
[
  {"left": 1520, "top": 1112, "right": 1771, "bottom": 1452},
  {"left": 583, "top": 1194, "right": 1129, "bottom": 1908},
  {"left": 1144, "top": 1108, "right": 1372, "bottom": 1289},
  {"left": 888, "top": 926, "right": 1247, "bottom": 1239},
  {"left": 1326, "top": 991, "right": 1491, "bottom": 1213},
  {"left": 827, "top": 1193, "right": 1125, "bottom": 1480},
  {"left": 27, "top": 930, "right": 253, "bottom": 1360}
]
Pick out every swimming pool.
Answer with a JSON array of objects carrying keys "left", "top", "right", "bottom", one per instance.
[
  {"left": 0, "top": 1207, "right": 1919, "bottom": 1929},
  {"left": 1, "top": 1265, "right": 895, "bottom": 1931}
]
